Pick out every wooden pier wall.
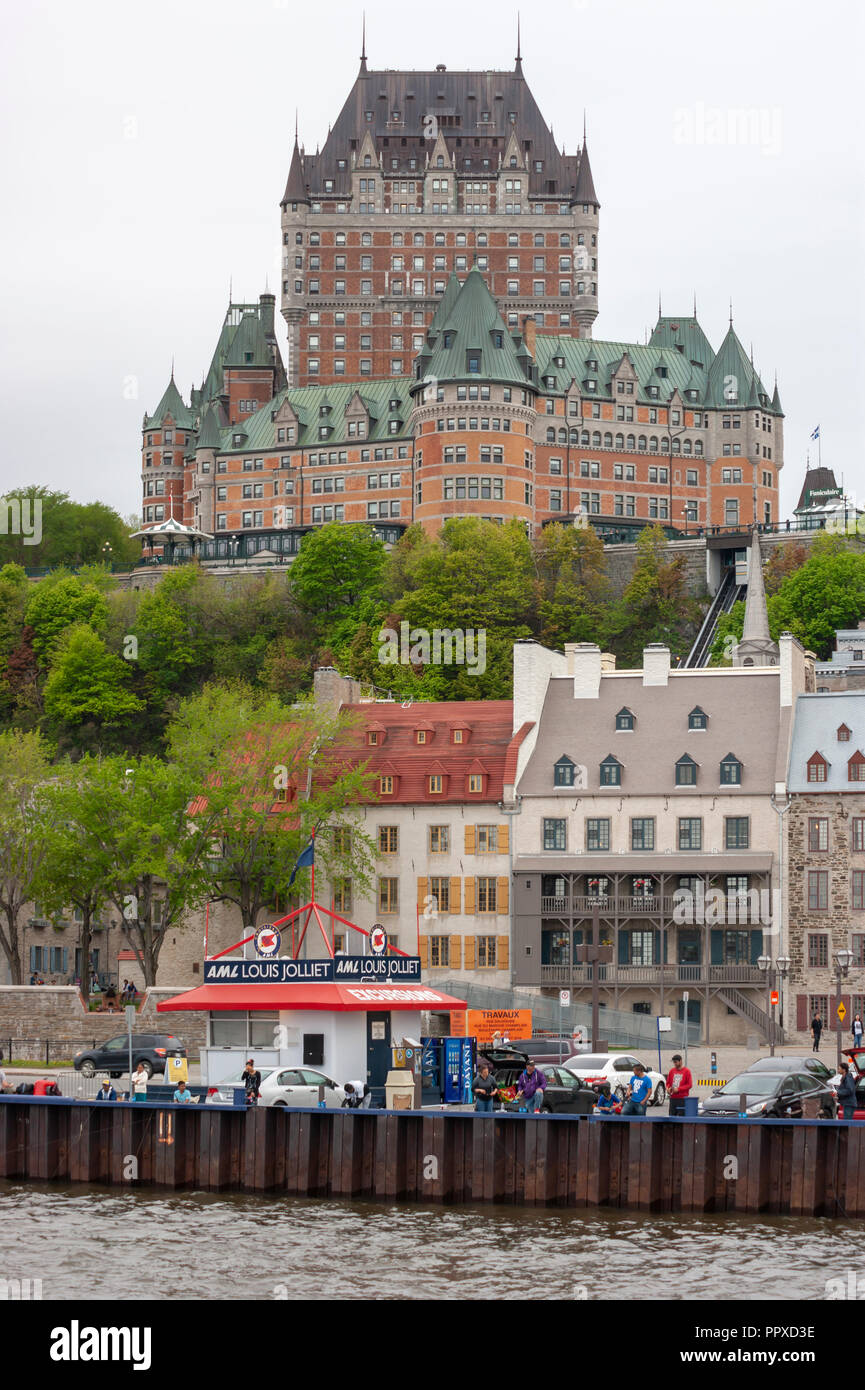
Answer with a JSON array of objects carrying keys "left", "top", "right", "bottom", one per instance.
[{"left": 1, "top": 1098, "right": 863, "bottom": 1217}]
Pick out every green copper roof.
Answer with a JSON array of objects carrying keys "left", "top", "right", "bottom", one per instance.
[
  {"left": 427, "top": 271, "right": 462, "bottom": 335},
  {"left": 534, "top": 333, "right": 702, "bottom": 404},
  {"left": 196, "top": 404, "right": 222, "bottom": 450},
  {"left": 145, "top": 375, "right": 194, "bottom": 429},
  {"left": 705, "top": 326, "right": 769, "bottom": 410},
  {"left": 414, "top": 266, "right": 534, "bottom": 389},
  {"left": 648, "top": 315, "right": 715, "bottom": 370},
  {"left": 236, "top": 378, "right": 415, "bottom": 451},
  {"left": 223, "top": 311, "right": 272, "bottom": 370}
]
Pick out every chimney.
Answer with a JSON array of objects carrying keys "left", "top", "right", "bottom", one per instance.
[
  {"left": 642, "top": 644, "right": 670, "bottom": 686},
  {"left": 313, "top": 666, "right": 363, "bottom": 713},
  {"left": 259, "top": 293, "right": 276, "bottom": 338},
  {"left": 521, "top": 315, "right": 537, "bottom": 358},
  {"left": 572, "top": 643, "right": 602, "bottom": 700},
  {"left": 778, "top": 632, "right": 806, "bottom": 708},
  {"left": 600, "top": 652, "right": 616, "bottom": 673},
  {"left": 564, "top": 642, "right": 578, "bottom": 676}
]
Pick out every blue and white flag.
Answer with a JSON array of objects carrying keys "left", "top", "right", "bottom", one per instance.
[
  {"left": 287, "top": 835, "right": 314, "bottom": 889},
  {"left": 810, "top": 425, "right": 820, "bottom": 440}
]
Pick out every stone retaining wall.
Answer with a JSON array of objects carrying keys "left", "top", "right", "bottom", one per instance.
[{"left": 0, "top": 987, "right": 206, "bottom": 1055}]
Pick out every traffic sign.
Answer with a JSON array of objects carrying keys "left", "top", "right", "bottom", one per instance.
[
  {"left": 837, "top": 1001, "right": 847, "bottom": 1022},
  {"left": 369, "top": 924, "right": 388, "bottom": 956},
  {"left": 559, "top": 989, "right": 571, "bottom": 1007},
  {"left": 658, "top": 1016, "right": 672, "bottom": 1033},
  {"left": 770, "top": 990, "right": 779, "bottom": 1007}
]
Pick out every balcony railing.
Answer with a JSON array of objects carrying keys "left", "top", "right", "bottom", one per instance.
[
  {"left": 538, "top": 963, "right": 765, "bottom": 986},
  {"left": 540, "top": 894, "right": 769, "bottom": 923}
]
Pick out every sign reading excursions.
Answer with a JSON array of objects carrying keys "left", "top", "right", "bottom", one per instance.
[{"left": 204, "top": 956, "right": 422, "bottom": 984}]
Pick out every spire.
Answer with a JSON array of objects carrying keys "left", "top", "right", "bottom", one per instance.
[
  {"left": 360, "top": 11, "right": 367, "bottom": 71},
  {"left": 583, "top": 109, "right": 587, "bottom": 143},
  {"left": 734, "top": 532, "right": 779, "bottom": 667},
  {"left": 772, "top": 372, "right": 783, "bottom": 416},
  {"left": 693, "top": 290, "right": 697, "bottom": 318},
  {"left": 515, "top": 13, "right": 522, "bottom": 70},
  {"left": 658, "top": 291, "right": 662, "bottom": 320},
  {"left": 282, "top": 132, "right": 309, "bottom": 205},
  {"left": 729, "top": 297, "right": 733, "bottom": 327},
  {"left": 574, "top": 136, "right": 598, "bottom": 205}
]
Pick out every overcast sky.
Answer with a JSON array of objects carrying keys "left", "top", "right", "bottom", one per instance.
[{"left": 1, "top": 0, "right": 862, "bottom": 523}]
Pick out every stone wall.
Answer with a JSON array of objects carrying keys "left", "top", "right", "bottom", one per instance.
[{"left": 0, "top": 986, "right": 207, "bottom": 1056}]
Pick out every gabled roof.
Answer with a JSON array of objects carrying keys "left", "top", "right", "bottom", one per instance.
[
  {"left": 788, "top": 692, "right": 865, "bottom": 792},
  {"left": 224, "top": 311, "right": 273, "bottom": 370},
  {"left": 145, "top": 375, "right": 194, "bottom": 430},
  {"left": 648, "top": 315, "right": 715, "bottom": 371}
]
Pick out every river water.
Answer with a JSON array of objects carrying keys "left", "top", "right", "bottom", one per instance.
[{"left": 0, "top": 1181, "right": 860, "bottom": 1300}]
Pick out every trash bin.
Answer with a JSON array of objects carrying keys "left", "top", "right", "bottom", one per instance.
[
  {"left": 385, "top": 1069, "right": 416, "bottom": 1110},
  {"left": 682, "top": 1096, "right": 699, "bottom": 1118}
]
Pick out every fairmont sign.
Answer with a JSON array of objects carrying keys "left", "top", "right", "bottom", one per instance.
[{"left": 203, "top": 956, "right": 422, "bottom": 984}]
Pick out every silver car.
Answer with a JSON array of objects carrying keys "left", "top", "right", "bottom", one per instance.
[
  {"left": 205, "top": 1067, "right": 276, "bottom": 1105},
  {"left": 260, "top": 1067, "right": 346, "bottom": 1109}
]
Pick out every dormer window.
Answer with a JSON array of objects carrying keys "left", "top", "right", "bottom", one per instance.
[
  {"left": 720, "top": 753, "right": 742, "bottom": 785},
  {"left": 368, "top": 732, "right": 378, "bottom": 746},
  {"left": 600, "top": 755, "right": 622, "bottom": 787},
  {"left": 675, "top": 754, "right": 698, "bottom": 787},
  {"left": 806, "top": 752, "right": 828, "bottom": 783},
  {"left": 379, "top": 775, "right": 393, "bottom": 794},
  {"left": 452, "top": 729, "right": 465, "bottom": 744},
  {"left": 468, "top": 773, "right": 483, "bottom": 793},
  {"left": 849, "top": 751, "right": 865, "bottom": 783},
  {"left": 416, "top": 730, "right": 427, "bottom": 744},
  {"left": 429, "top": 775, "right": 443, "bottom": 794},
  {"left": 688, "top": 707, "right": 707, "bottom": 731},
  {"left": 615, "top": 708, "right": 635, "bottom": 732},
  {"left": 443, "top": 332, "right": 454, "bottom": 348},
  {"left": 554, "top": 756, "right": 575, "bottom": 787},
  {"left": 838, "top": 724, "right": 852, "bottom": 742}
]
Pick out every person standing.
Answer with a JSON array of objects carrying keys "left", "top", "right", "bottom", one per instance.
[
  {"left": 837, "top": 1062, "right": 857, "bottom": 1120},
  {"left": 853, "top": 1014, "right": 863, "bottom": 1049},
  {"left": 515, "top": 1060, "right": 547, "bottom": 1114},
  {"left": 132, "top": 1062, "right": 148, "bottom": 1102},
  {"left": 811, "top": 1013, "right": 823, "bottom": 1052},
  {"left": 472, "top": 1063, "right": 497, "bottom": 1113},
  {"left": 242, "top": 1058, "right": 261, "bottom": 1100},
  {"left": 621, "top": 1062, "right": 652, "bottom": 1117},
  {"left": 666, "top": 1053, "right": 693, "bottom": 1117}
]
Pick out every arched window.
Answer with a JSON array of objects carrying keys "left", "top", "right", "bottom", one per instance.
[
  {"left": 569, "top": 428, "right": 579, "bottom": 445},
  {"left": 649, "top": 436, "right": 658, "bottom": 453},
  {"left": 695, "top": 440, "right": 703, "bottom": 457},
  {"left": 638, "top": 435, "right": 647, "bottom": 452},
  {"left": 683, "top": 438, "right": 692, "bottom": 455},
  {"left": 603, "top": 431, "right": 612, "bottom": 449},
  {"left": 546, "top": 427, "right": 555, "bottom": 443},
  {"left": 626, "top": 434, "right": 635, "bottom": 451},
  {"left": 661, "top": 436, "right": 670, "bottom": 452},
  {"left": 558, "top": 428, "right": 567, "bottom": 444},
  {"left": 592, "top": 430, "right": 601, "bottom": 447},
  {"left": 615, "top": 433, "right": 624, "bottom": 450},
  {"left": 672, "top": 437, "right": 681, "bottom": 454},
  {"left": 581, "top": 430, "right": 590, "bottom": 445}
]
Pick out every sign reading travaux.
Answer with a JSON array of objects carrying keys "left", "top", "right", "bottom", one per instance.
[
  {"left": 449, "top": 1008, "right": 533, "bottom": 1045},
  {"left": 204, "top": 956, "right": 421, "bottom": 984}
]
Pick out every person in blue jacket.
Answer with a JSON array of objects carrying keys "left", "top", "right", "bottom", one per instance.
[
  {"left": 837, "top": 1062, "right": 857, "bottom": 1120},
  {"left": 621, "top": 1062, "right": 652, "bottom": 1116},
  {"left": 95, "top": 1078, "right": 117, "bottom": 1101}
]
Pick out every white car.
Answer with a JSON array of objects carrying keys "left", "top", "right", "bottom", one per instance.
[
  {"left": 562, "top": 1052, "right": 667, "bottom": 1106},
  {"left": 259, "top": 1067, "right": 346, "bottom": 1109},
  {"left": 205, "top": 1067, "right": 276, "bottom": 1104}
]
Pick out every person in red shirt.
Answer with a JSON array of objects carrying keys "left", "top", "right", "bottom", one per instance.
[{"left": 666, "top": 1054, "right": 693, "bottom": 1116}]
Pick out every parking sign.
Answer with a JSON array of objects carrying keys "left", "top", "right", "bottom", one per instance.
[{"left": 559, "top": 989, "right": 571, "bottom": 1007}]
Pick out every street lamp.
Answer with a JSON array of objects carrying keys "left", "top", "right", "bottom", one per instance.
[
  {"left": 833, "top": 948, "right": 854, "bottom": 1068},
  {"left": 757, "top": 954, "right": 790, "bottom": 1055}
]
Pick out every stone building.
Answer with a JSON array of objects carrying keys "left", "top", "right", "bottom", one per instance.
[
  {"left": 815, "top": 625, "right": 865, "bottom": 692},
  {"left": 507, "top": 633, "right": 811, "bottom": 1044},
  {"left": 785, "top": 691, "right": 865, "bottom": 1038}
]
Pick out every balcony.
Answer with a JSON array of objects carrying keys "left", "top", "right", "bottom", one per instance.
[
  {"left": 540, "top": 894, "right": 768, "bottom": 924},
  {"left": 538, "top": 963, "right": 765, "bottom": 987}
]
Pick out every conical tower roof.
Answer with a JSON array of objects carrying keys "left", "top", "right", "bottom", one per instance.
[
  {"left": 282, "top": 137, "right": 309, "bottom": 204},
  {"left": 413, "top": 266, "right": 533, "bottom": 388},
  {"left": 574, "top": 139, "right": 599, "bottom": 205},
  {"left": 706, "top": 325, "right": 768, "bottom": 409},
  {"left": 196, "top": 403, "right": 222, "bottom": 451},
  {"left": 145, "top": 375, "right": 194, "bottom": 429}
]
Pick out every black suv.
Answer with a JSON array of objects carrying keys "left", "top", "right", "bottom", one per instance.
[
  {"left": 701, "top": 1069, "right": 837, "bottom": 1119},
  {"left": 481, "top": 1048, "right": 596, "bottom": 1115},
  {"left": 73, "top": 1034, "right": 186, "bottom": 1079}
]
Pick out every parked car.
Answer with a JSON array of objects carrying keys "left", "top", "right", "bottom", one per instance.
[
  {"left": 73, "top": 1034, "right": 186, "bottom": 1078},
  {"left": 745, "top": 1055, "right": 834, "bottom": 1083},
  {"left": 562, "top": 1052, "right": 667, "bottom": 1106},
  {"left": 205, "top": 1067, "right": 276, "bottom": 1105},
  {"left": 259, "top": 1067, "right": 346, "bottom": 1109},
  {"left": 699, "top": 1070, "right": 837, "bottom": 1119},
  {"left": 485, "top": 1050, "right": 597, "bottom": 1114}
]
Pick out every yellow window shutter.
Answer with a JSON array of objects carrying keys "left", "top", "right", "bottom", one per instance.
[
  {"left": 496, "top": 935, "right": 509, "bottom": 970},
  {"left": 417, "top": 876, "right": 428, "bottom": 909},
  {"left": 463, "top": 876, "right": 476, "bottom": 914},
  {"left": 418, "top": 935, "right": 429, "bottom": 969},
  {"left": 464, "top": 824, "right": 476, "bottom": 854},
  {"left": 449, "top": 934, "right": 462, "bottom": 969},
  {"left": 497, "top": 876, "right": 509, "bottom": 913},
  {"left": 463, "top": 935, "right": 476, "bottom": 970},
  {"left": 449, "top": 876, "right": 461, "bottom": 912},
  {"left": 498, "top": 823, "right": 509, "bottom": 854}
]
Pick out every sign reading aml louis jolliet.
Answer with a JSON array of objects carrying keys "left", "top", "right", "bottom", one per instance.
[{"left": 203, "top": 956, "right": 422, "bottom": 984}]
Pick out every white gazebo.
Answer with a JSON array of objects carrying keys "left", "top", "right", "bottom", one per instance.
[{"left": 129, "top": 516, "right": 214, "bottom": 564}]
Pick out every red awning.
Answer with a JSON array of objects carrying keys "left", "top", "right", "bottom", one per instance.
[{"left": 157, "top": 982, "right": 467, "bottom": 1013}]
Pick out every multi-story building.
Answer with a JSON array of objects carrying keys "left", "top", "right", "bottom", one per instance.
[
  {"left": 816, "top": 625, "right": 865, "bottom": 692},
  {"left": 280, "top": 45, "right": 600, "bottom": 387},
  {"left": 786, "top": 692, "right": 865, "bottom": 1037},
  {"left": 506, "top": 625, "right": 812, "bottom": 1044},
  {"left": 139, "top": 271, "right": 782, "bottom": 559}
]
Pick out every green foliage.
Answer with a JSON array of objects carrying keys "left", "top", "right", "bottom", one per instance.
[
  {"left": 0, "top": 729, "right": 55, "bottom": 983},
  {"left": 708, "top": 601, "right": 745, "bottom": 666},
  {"left": 43, "top": 625, "right": 144, "bottom": 738},
  {"left": 0, "top": 487, "right": 139, "bottom": 569},
  {"left": 25, "top": 576, "right": 109, "bottom": 663},
  {"left": 766, "top": 533, "right": 865, "bottom": 657},
  {"left": 290, "top": 523, "right": 387, "bottom": 617},
  {"left": 607, "top": 526, "right": 704, "bottom": 667}
]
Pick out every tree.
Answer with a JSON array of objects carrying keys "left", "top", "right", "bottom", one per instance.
[
  {"left": 25, "top": 575, "right": 109, "bottom": 663},
  {"left": 531, "top": 523, "right": 610, "bottom": 649},
  {"left": 290, "top": 523, "right": 387, "bottom": 617},
  {"left": 764, "top": 542, "right": 808, "bottom": 596},
  {"left": 165, "top": 683, "right": 377, "bottom": 931},
  {"left": 43, "top": 625, "right": 144, "bottom": 741},
  {"left": 767, "top": 533, "right": 865, "bottom": 657},
  {"left": 0, "top": 487, "right": 139, "bottom": 569},
  {"left": 132, "top": 565, "right": 213, "bottom": 701},
  {"left": 609, "top": 526, "right": 706, "bottom": 666},
  {"left": 0, "top": 730, "right": 55, "bottom": 984},
  {"left": 33, "top": 757, "right": 115, "bottom": 995},
  {"left": 52, "top": 755, "right": 208, "bottom": 986}
]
